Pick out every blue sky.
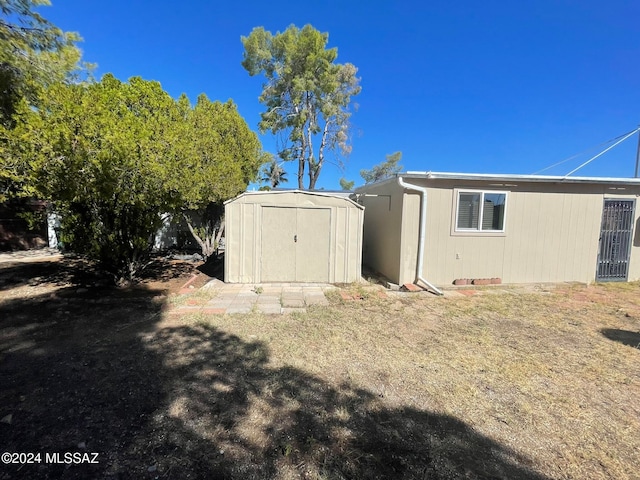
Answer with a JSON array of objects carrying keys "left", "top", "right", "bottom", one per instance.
[{"left": 44, "top": 0, "right": 640, "bottom": 189}]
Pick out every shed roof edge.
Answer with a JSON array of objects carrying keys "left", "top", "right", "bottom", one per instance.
[{"left": 224, "top": 189, "right": 364, "bottom": 209}]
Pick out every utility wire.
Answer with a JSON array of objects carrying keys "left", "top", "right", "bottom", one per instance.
[
  {"left": 532, "top": 128, "right": 640, "bottom": 175},
  {"left": 563, "top": 127, "right": 640, "bottom": 177},
  {"left": 532, "top": 151, "right": 593, "bottom": 175}
]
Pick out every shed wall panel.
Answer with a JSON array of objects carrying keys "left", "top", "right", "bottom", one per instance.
[{"left": 334, "top": 207, "right": 347, "bottom": 282}]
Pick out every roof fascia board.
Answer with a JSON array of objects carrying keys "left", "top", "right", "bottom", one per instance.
[
  {"left": 354, "top": 176, "right": 399, "bottom": 192},
  {"left": 396, "top": 171, "right": 640, "bottom": 186}
]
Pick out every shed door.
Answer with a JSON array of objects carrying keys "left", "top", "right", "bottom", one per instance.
[
  {"left": 296, "top": 208, "right": 331, "bottom": 282},
  {"left": 262, "top": 207, "right": 297, "bottom": 282},
  {"left": 261, "top": 207, "right": 330, "bottom": 282},
  {"left": 596, "top": 199, "right": 635, "bottom": 282}
]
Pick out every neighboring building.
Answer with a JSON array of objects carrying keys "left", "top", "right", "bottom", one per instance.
[
  {"left": 356, "top": 172, "right": 640, "bottom": 289},
  {"left": 0, "top": 200, "right": 48, "bottom": 251},
  {"left": 153, "top": 213, "right": 205, "bottom": 253},
  {"left": 225, "top": 190, "right": 364, "bottom": 283}
]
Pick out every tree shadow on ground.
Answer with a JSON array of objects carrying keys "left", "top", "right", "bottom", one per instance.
[
  {"left": 0, "top": 286, "right": 167, "bottom": 479},
  {"left": 196, "top": 253, "right": 224, "bottom": 281},
  {"left": 0, "top": 257, "right": 98, "bottom": 291},
  {"left": 1, "top": 289, "right": 549, "bottom": 479},
  {"left": 138, "top": 254, "right": 204, "bottom": 284},
  {"left": 0, "top": 254, "right": 200, "bottom": 292},
  {"left": 601, "top": 328, "right": 640, "bottom": 349}
]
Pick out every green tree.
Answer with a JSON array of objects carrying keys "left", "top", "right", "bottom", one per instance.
[
  {"left": 166, "top": 95, "right": 264, "bottom": 259},
  {"left": 25, "top": 75, "right": 176, "bottom": 284},
  {"left": 0, "top": 0, "right": 88, "bottom": 201},
  {"left": 17, "top": 75, "right": 262, "bottom": 283},
  {"left": 242, "top": 24, "right": 361, "bottom": 190},
  {"left": 339, "top": 177, "right": 354, "bottom": 190},
  {"left": 0, "top": 0, "right": 86, "bottom": 126},
  {"left": 360, "top": 151, "right": 403, "bottom": 184},
  {"left": 260, "top": 157, "right": 288, "bottom": 188}
]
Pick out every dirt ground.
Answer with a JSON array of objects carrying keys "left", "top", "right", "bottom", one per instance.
[{"left": 0, "top": 255, "right": 639, "bottom": 479}]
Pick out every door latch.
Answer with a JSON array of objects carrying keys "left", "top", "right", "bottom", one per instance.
[{"left": 294, "top": 235, "right": 297, "bottom": 242}]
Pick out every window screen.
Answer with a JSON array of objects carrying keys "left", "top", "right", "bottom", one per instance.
[
  {"left": 457, "top": 193, "right": 480, "bottom": 229},
  {"left": 456, "top": 191, "right": 506, "bottom": 232}
]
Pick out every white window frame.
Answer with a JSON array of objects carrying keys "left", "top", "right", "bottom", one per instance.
[{"left": 453, "top": 189, "right": 508, "bottom": 236}]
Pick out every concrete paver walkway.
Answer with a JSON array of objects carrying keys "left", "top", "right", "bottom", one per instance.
[
  {"left": 171, "top": 279, "right": 337, "bottom": 316},
  {"left": 168, "top": 276, "right": 558, "bottom": 317}
]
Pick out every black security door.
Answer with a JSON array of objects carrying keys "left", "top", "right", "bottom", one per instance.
[{"left": 596, "top": 199, "right": 635, "bottom": 281}]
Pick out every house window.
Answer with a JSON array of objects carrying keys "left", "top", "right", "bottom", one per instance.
[{"left": 455, "top": 190, "right": 506, "bottom": 232}]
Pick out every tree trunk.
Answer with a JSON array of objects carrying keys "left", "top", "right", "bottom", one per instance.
[
  {"left": 297, "top": 126, "right": 306, "bottom": 189},
  {"left": 215, "top": 218, "right": 225, "bottom": 254},
  {"left": 308, "top": 121, "right": 330, "bottom": 190},
  {"left": 306, "top": 121, "right": 315, "bottom": 189},
  {"left": 183, "top": 212, "right": 215, "bottom": 260}
]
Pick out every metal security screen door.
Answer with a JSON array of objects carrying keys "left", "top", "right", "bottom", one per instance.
[{"left": 596, "top": 199, "right": 635, "bottom": 281}]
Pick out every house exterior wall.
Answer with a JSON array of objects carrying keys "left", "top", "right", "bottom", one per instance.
[
  {"left": 358, "top": 181, "right": 405, "bottom": 284},
  {"left": 399, "top": 190, "right": 421, "bottom": 285},
  {"left": 224, "top": 191, "right": 363, "bottom": 283},
  {"left": 360, "top": 177, "right": 640, "bottom": 286},
  {"left": 418, "top": 181, "right": 605, "bottom": 284},
  {"left": 629, "top": 207, "right": 640, "bottom": 280}
]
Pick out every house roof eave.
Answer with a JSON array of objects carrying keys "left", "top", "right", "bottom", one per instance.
[{"left": 356, "top": 171, "right": 640, "bottom": 188}]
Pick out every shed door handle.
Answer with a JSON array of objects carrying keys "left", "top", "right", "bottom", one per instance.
[{"left": 294, "top": 235, "right": 297, "bottom": 242}]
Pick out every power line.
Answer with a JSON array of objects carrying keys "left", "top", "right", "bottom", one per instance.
[
  {"left": 532, "top": 128, "right": 640, "bottom": 175},
  {"left": 563, "top": 127, "right": 640, "bottom": 177}
]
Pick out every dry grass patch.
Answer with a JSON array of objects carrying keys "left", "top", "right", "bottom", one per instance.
[{"left": 184, "top": 283, "right": 639, "bottom": 479}]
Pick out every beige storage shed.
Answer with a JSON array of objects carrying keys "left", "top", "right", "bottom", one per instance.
[{"left": 224, "top": 190, "right": 364, "bottom": 283}]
